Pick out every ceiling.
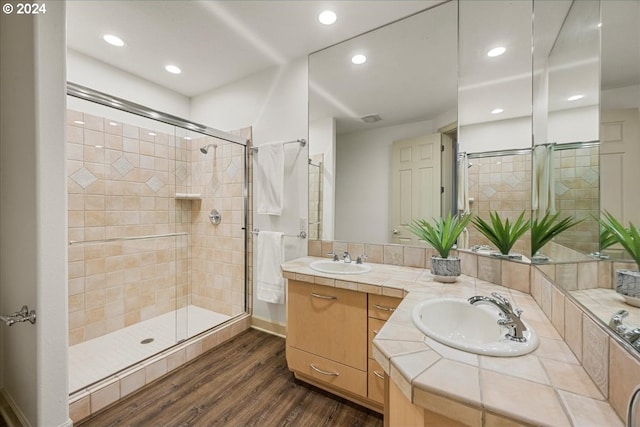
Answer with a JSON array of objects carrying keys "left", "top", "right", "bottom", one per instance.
[
  {"left": 66, "top": 0, "right": 440, "bottom": 97},
  {"left": 67, "top": 0, "right": 638, "bottom": 135}
]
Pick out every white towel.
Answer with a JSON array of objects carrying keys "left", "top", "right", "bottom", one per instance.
[
  {"left": 257, "top": 231, "right": 285, "bottom": 304},
  {"left": 457, "top": 152, "right": 470, "bottom": 215},
  {"left": 256, "top": 144, "right": 284, "bottom": 215},
  {"left": 532, "top": 144, "right": 556, "bottom": 219}
]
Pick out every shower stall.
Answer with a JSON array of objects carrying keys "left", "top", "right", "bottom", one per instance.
[{"left": 66, "top": 83, "right": 249, "bottom": 394}]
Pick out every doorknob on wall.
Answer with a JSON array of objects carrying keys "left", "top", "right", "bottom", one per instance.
[{"left": 1, "top": 305, "right": 36, "bottom": 326}]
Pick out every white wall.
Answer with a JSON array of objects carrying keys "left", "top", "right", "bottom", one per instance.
[
  {"left": 192, "top": 58, "right": 309, "bottom": 328},
  {"left": 67, "top": 49, "right": 190, "bottom": 118},
  {"left": 309, "top": 117, "right": 336, "bottom": 240},
  {"left": 548, "top": 105, "right": 599, "bottom": 143},
  {"left": 459, "top": 116, "right": 532, "bottom": 153},
  {"left": 335, "top": 119, "right": 434, "bottom": 244},
  {"left": 1, "top": 2, "right": 70, "bottom": 426}
]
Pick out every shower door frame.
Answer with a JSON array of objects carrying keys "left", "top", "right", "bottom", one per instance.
[{"left": 66, "top": 81, "right": 251, "bottom": 383}]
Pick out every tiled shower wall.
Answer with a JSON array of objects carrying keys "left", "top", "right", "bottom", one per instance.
[
  {"left": 188, "top": 131, "right": 249, "bottom": 317},
  {"left": 467, "top": 153, "right": 532, "bottom": 256},
  {"left": 553, "top": 146, "right": 600, "bottom": 254},
  {"left": 67, "top": 109, "right": 249, "bottom": 345},
  {"left": 308, "top": 154, "right": 323, "bottom": 240}
]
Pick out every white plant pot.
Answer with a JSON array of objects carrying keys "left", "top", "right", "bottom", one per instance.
[
  {"left": 430, "top": 256, "right": 461, "bottom": 283},
  {"left": 616, "top": 270, "right": 640, "bottom": 307}
]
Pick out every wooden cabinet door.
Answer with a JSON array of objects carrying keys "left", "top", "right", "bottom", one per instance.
[{"left": 287, "top": 280, "right": 367, "bottom": 371}]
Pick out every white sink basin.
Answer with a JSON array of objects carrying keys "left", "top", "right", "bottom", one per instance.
[
  {"left": 309, "top": 260, "right": 372, "bottom": 275},
  {"left": 411, "top": 298, "right": 538, "bottom": 357}
]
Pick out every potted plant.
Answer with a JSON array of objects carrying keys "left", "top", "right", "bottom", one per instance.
[
  {"left": 406, "top": 212, "right": 472, "bottom": 283},
  {"left": 472, "top": 211, "right": 530, "bottom": 260},
  {"left": 599, "top": 211, "right": 640, "bottom": 306},
  {"left": 530, "top": 212, "right": 582, "bottom": 263}
]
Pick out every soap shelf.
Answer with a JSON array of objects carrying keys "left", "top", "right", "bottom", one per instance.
[{"left": 175, "top": 193, "right": 202, "bottom": 200}]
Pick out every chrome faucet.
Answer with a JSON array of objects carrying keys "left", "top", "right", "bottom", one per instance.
[
  {"left": 468, "top": 292, "right": 528, "bottom": 342},
  {"left": 356, "top": 254, "right": 367, "bottom": 264},
  {"left": 343, "top": 251, "right": 352, "bottom": 263},
  {"left": 609, "top": 310, "right": 640, "bottom": 349}
]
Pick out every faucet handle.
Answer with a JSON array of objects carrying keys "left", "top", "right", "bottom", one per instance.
[
  {"left": 609, "top": 309, "right": 629, "bottom": 330},
  {"left": 326, "top": 252, "right": 339, "bottom": 261},
  {"left": 491, "top": 292, "right": 513, "bottom": 311},
  {"left": 356, "top": 254, "right": 367, "bottom": 264}
]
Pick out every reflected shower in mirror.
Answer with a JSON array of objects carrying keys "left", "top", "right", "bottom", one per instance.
[
  {"left": 531, "top": 0, "right": 600, "bottom": 262},
  {"left": 309, "top": 1, "right": 457, "bottom": 244},
  {"left": 458, "top": 0, "right": 533, "bottom": 258}
]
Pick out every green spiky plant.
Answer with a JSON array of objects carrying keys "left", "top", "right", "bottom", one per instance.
[
  {"left": 599, "top": 211, "right": 640, "bottom": 269},
  {"left": 531, "top": 212, "right": 583, "bottom": 256},
  {"left": 472, "top": 211, "right": 530, "bottom": 256},
  {"left": 406, "top": 212, "right": 473, "bottom": 258},
  {"left": 600, "top": 224, "right": 620, "bottom": 251}
]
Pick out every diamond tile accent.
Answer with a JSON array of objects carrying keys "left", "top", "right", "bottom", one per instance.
[
  {"left": 112, "top": 156, "right": 134, "bottom": 177},
  {"left": 146, "top": 176, "right": 164, "bottom": 193},
  {"left": 70, "top": 167, "right": 97, "bottom": 189},
  {"left": 175, "top": 164, "right": 188, "bottom": 182},
  {"left": 226, "top": 159, "right": 239, "bottom": 178},
  {"left": 555, "top": 182, "right": 570, "bottom": 196},
  {"left": 482, "top": 185, "right": 497, "bottom": 198},
  {"left": 582, "top": 168, "right": 598, "bottom": 185},
  {"left": 505, "top": 173, "right": 520, "bottom": 188}
]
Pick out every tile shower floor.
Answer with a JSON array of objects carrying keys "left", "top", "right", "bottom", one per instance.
[{"left": 69, "top": 305, "right": 230, "bottom": 393}]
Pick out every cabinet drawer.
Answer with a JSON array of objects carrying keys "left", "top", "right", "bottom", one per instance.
[
  {"left": 368, "top": 294, "right": 401, "bottom": 321},
  {"left": 287, "top": 280, "right": 367, "bottom": 370},
  {"left": 368, "top": 317, "right": 386, "bottom": 359},
  {"left": 287, "top": 346, "right": 367, "bottom": 397},
  {"left": 368, "top": 358, "right": 385, "bottom": 404}
]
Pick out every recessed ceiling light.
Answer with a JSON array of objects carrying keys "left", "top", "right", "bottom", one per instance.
[
  {"left": 491, "top": 108, "right": 504, "bottom": 114},
  {"left": 568, "top": 94, "right": 584, "bottom": 101},
  {"left": 318, "top": 10, "right": 337, "bottom": 25},
  {"left": 487, "top": 47, "right": 506, "bottom": 57},
  {"left": 352, "top": 54, "right": 367, "bottom": 65},
  {"left": 73, "top": 120, "right": 85, "bottom": 125},
  {"left": 165, "top": 64, "right": 181, "bottom": 74},
  {"left": 103, "top": 34, "right": 125, "bottom": 47}
]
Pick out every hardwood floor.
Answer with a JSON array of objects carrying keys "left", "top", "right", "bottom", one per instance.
[{"left": 78, "top": 328, "right": 384, "bottom": 427}]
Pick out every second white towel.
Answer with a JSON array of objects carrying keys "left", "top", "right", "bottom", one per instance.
[
  {"left": 257, "top": 231, "right": 285, "bottom": 304},
  {"left": 256, "top": 143, "right": 284, "bottom": 215}
]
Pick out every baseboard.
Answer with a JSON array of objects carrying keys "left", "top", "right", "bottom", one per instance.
[
  {"left": 0, "top": 389, "right": 29, "bottom": 427},
  {"left": 251, "top": 316, "right": 286, "bottom": 338}
]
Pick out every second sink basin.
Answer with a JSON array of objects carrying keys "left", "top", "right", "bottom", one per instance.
[
  {"left": 411, "top": 298, "right": 538, "bottom": 357},
  {"left": 309, "top": 260, "right": 372, "bottom": 275}
]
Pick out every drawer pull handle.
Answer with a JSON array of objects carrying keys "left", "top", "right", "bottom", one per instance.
[
  {"left": 374, "top": 371, "right": 385, "bottom": 380},
  {"left": 310, "top": 363, "right": 339, "bottom": 376},
  {"left": 311, "top": 292, "right": 338, "bottom": 300},
  {"left": 373, "top": 304, "right": 395, "bottom": 312}
]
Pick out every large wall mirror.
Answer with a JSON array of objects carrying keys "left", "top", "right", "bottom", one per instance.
[
  {"left": 308, "top": 1, "right": 457, "bottom": 244},
  {"left": 308, "top": 0, "right": 640, "bottom": 356}
]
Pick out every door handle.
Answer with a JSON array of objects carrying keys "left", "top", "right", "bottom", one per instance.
[{"left": 1, "top": 305, "right": 36, "bottom": 326}]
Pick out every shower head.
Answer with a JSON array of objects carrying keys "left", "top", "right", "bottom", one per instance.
[{"left": 200, "top": 144, "right": 217, "bottom": 154}]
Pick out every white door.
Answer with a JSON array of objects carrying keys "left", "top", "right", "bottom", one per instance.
[
  {"left": 390, "top": 134, "right": 442, "bottom": 244},
  {"left": 601, "top": 109, "right": 640, "bottom": 225}
]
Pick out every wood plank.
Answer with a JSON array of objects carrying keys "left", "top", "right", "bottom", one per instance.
[{"left": 78, "top": 328, "right": 383, "bottom": 427}]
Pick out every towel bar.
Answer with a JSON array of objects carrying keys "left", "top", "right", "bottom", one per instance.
[{"left": 252, "top": 228, "right": 307, "bottom": 239}]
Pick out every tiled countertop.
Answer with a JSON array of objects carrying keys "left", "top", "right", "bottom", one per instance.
[{"left": 281, "top": 257, "right": 623, "bottom": 427}]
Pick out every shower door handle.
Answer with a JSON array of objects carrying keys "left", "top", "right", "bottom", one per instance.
[{"left": 1, "top": 305, "right": 36, "bottom": 326}]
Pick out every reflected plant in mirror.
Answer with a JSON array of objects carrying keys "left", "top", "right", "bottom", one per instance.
[
  {"left": 530, "top": 212, "right": 582, "bottom": 263},
  {"left": 472, "top": 211, "right": 530, "bottom": 260},
  {"left": 600, "top": 211, "right": 640, "bottom": 306}
]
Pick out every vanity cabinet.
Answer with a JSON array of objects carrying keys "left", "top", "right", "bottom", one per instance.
[
  {"left": 367, "top": 294, "right": 401, "bottom": 405},
  {"left": 286, "top": 279, "right": 400, "bottom": 412}
]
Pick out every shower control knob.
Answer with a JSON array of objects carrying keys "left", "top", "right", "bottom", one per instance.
[
  {"left": 209, "top": 209, "right": 221, "bottom": 225},
  {"left": 392, "top": 229, "right": 400, "bottom": 235}
]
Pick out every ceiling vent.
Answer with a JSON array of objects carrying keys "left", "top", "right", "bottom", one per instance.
[{"left": 360, "top": 114, "right": 382, "bottom": 123}]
